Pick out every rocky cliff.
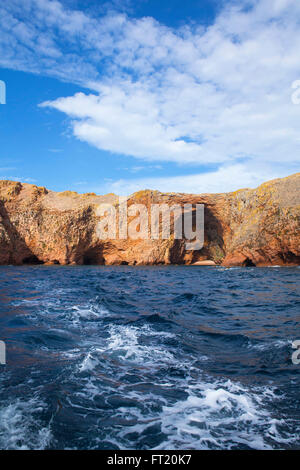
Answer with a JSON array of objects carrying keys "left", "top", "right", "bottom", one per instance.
[{"left": 0, "top": 173, "right": 299, "bottom": 267}]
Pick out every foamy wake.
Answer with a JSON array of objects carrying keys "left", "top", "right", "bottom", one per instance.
[
  {"left": 3, "top": 319, "right": 298, "bottom": 450},
  {"left": 0, "top": 397, "right": 52, "bottom": 450},
  {"left": 111, "top": 379, "right": 299, "bottom": 450},
  {"left": 156, "top": 381, "right": 279, "bottom": 450},
  {"left": 78, "top": 324, "right": 180, "bottom": 373},
  {"left": 73, "top": 324, "right": 299, "bottom": 450}
]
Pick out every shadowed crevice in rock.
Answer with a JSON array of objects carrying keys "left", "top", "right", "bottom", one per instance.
[
  {"left": 280, "top": 251, "right": 300, "bottom": 265},
  {"left": 160, "top": 205, "right": 225, "bottom": 265},
  {"left": 192, "top": 205, "right": 225, "bottom": 264},
  {"left": 22, "top": 255, "right": 44, "bottom": 265}
]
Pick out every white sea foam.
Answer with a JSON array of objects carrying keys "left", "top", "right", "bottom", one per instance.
[
  {"left": 71, "top": 322, "right": 298, "bottom": 450},
  {"left": 103, "top": 375, "right": 298, "bottom": 450},
  {"left": 78, "top": 350, "right": 101, "bottom": 372},
  {"left": 76, "top": 324, "right": 177, "bottom": 375},
  {"left": 69, "top": 304, "right": 110, "bottom": 323},
  {"left": 103, "top": 324, "right": 176, "bottom": 365},
  {"left": 12, "top": 293, "right": 111, "bottom": 328},
  {"left": 152, "top": 380, "right": 287, "bottom": 450},
  {"left": 46, "top": 322, "right": 299, "bottom": 450},
  {"left": 0, "top": 397, "right": 52, "bottom": 450}
]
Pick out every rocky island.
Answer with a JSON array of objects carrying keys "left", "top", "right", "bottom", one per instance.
[{"left": 0, "top": 173, "right": 299, "bottom": 267}]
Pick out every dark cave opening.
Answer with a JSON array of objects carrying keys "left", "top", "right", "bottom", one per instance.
[
  {"left": 282, "top": 251, "right": 300, "bottom": 265},
  {"left": 243, "top": 258, "right": 256, "bottom": 267},
  {"left": 22, "top": 255, "right": 44, "bottom": 265},
  {"left": 83, "top": 255, "right": 96, "bottom": 265},
  {"left": 82, "top": 247, "right": 104, "bottom": 265}
]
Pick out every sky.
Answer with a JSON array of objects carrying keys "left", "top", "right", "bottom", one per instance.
[{"left": 0, "top": 0, "right": 299, "bottom": 195}]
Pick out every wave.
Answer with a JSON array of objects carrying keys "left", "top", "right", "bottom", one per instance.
[
  {"left": 0, "top": 396, "right": 53, "bottom": 450},
  {"left": 78, "top": 324, "right": 178, "bottom": 372}
]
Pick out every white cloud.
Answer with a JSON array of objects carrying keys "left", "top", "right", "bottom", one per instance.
[
  {"left": 91, "top": 162, "right": 294, "bottom": 196},
  {"left": 1, "top": 0, "right": 300, "bottom": 192},
  {"left": 0, "top": 176, "right": 36, "bottom": 183}
]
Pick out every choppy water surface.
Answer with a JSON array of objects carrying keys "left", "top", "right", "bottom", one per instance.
[{"left": 0, "top": 266, "right": 299, "bottom": 450}]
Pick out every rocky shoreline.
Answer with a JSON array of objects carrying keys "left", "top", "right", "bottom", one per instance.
[{"left": 0, "top": 173, "right": 299, "bottom": 267}]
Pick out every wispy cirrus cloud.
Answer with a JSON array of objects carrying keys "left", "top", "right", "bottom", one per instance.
[
  {"left": 81, "top": 161, "right": 298, "bottom": 196},
  {"left": 1, "top": 0, "right": 300, "bottom": 193},
  {"left": 0, "top": 175, "right": 36, "bottom": 183}
]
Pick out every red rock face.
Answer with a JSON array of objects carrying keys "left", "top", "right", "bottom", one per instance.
[{"left": 0, "top": 173, "right": 299, "bottom": 267}]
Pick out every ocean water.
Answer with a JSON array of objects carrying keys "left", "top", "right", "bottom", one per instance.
[{"left": 0, "top": 265, "right": 299, "bottom": 450}]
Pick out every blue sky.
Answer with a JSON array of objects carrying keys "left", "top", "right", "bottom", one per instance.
[{"left": 0, "top": 0, "right": 299, "bottom": 195}]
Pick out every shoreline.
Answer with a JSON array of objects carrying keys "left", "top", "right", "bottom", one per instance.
[{"left": 0, "top": 263, "right": 299, "bottom": 268}]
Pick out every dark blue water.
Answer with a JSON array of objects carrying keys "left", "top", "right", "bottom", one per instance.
[{"left": 0, "top": 266, "right": 299, "bottom": 450}]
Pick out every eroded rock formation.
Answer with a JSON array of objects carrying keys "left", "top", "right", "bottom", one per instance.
[{"left": 0, "top": 173, "right": 299, "bottom": 266}]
